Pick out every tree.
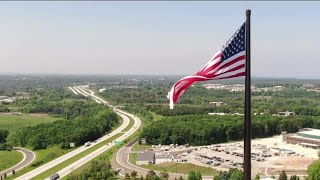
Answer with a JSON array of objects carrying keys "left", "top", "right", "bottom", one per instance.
[
  {"left": 179, "top": 176, "right": 184, "bottom": 180},
  {"left": 213, "top": 176, "right": 221, "bottom": 180},
  {"left": 196, "top": 172, "right": 202, "bottom": 180},
  {"left": 307, "top": 160, "right": 320, "bottom": 180},
  {"left": 125, "top": 173, "right": 130, "bottom": 179},
  {"left": 0, "top": 129, "right": 9, "bottom": 144},
  {"left": 146, "top": 171, "right": 156, "bottom": 180},
  {"left": 160, "top": 171, "right": 169, "bottom": 180},
  {"left": 151, "top": 175, "right": 161, "bottom": 180},
  {"left": 289, "top": 175, "right": 299, "bottom": 180},
  {"left": 229, "top": 169, "right": 243, "bottom": 180},
  {"left": 3, "top": 173, "right": 6, "bottom": 179},
  {"left": 254, "top": 174, "right": 260, "bottom": 180},
  {"left": 130, "top": 171, "right": 137, "bottom": 180},
  {"left": 188, "top": 171, "right": 197, "bottom": 180},
  {"left": 278, "top": 170, "right": 288, "bottom": 180}
]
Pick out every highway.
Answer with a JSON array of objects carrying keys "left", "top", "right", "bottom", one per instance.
[
  {"left": 15, "top": 86, "right": 138, "bottom": 180},
  {"left": 56, "top": 86, "right": 141, "bottom": 179},
  {"left": 0, "top": 148, "right": 35, "bottom": 177}
]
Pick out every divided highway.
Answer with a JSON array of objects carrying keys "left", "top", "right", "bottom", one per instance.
[
  {"left": 55, "top": 86, "right": 141, "bottom": 179},
  {"left": 15, "top": 86, "right": 141, "bottom": 180}
]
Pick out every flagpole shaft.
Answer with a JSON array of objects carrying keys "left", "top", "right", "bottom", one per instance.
[{"left": 244, "top": 9, "right": 251, "bottom": 180}]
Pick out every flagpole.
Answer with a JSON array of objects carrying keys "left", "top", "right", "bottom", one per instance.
[{"left": 244, "top": 9, "right": 251, "bottom": 180}]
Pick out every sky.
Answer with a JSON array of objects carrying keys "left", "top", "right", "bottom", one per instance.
[{"left": 0, "top": 1, "right": 320, "bottom": 78}]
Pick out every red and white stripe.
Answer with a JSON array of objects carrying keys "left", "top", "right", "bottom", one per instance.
[{"left": 168, "top": 50, "right": 245, "bottom": 109}]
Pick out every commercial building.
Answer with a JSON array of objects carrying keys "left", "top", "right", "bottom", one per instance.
[
  {"left": 282, "top": 128, "right": 320, "bottom": 149},
  {"left": 136, "top": 151, "right": 155, "bottom": 165},
  {"left": 155, "top": 154, "right": 173, "bottom": 164}
]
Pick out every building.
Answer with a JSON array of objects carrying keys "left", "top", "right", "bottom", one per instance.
[
  {"left": 282, "top": 128, "right": 320, "bottom": 149},
  {"left": 155, "top": 154, "right": 173, "bottom": 164},
  {"left": 278, "top": 111, "right": 296, "bottom": 116},
  {"left": 208, "top": 112, "right": 226, "bottom": 116},
  {"left": 209, "top": 102, "right": 225, "bottom": 106},
  {"left": 136, "top": 151, "right": 155, "bottom": 165}
]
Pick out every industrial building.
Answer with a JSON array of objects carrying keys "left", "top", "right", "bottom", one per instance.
[
  {"left": 155, "top": 154, "right": 173, "bottom": 164},
  {"left": 136, "top": 151, "right": 155, "bottom": 165},
  {"left": 282, "top": 128, "right": 320, "bottom": 149}
]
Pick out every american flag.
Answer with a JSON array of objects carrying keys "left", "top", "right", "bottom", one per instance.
[{"left": 168, "top": 23, "right": 246, "bottom": 109}]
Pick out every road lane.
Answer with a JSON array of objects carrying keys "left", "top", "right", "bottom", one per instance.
[{"left": 0, "top": 147, "right": 35, "bottom": 177}]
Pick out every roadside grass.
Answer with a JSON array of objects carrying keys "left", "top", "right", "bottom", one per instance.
[
  {"left": 32, "top": 116, "right": 134, "bottom": 180},
  {"left": 0, "top": 150, "right": 23, "bottom": 173},
  {"left": 131, "top": 143, "right": 151, "bottom": 152},
  {"left": 141, "top": 162, "right": 218, "bottom": 176},
  {"left": 129, "top": 153, "right": 137, "bottom": 164}
]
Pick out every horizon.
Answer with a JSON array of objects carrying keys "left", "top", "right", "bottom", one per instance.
[{"left": 1, "top": 72, "right": 320, "bottom": 80}]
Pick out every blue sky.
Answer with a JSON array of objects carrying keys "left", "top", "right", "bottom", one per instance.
[{"left": 0, "top": 1, "right": 319, "bottom": 78}]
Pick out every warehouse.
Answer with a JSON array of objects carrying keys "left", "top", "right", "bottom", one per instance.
[{"left": 282, "top": 128, "right": 320, "bottom": 149}]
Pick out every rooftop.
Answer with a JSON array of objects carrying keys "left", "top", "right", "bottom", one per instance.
[
  {"left": 155, "top": 154, "right": 173, "bottom": 159},
  {"left": 297, "top": 128, "right": 320, "bottom": 139},
  {"left": 137, "top": 151, "right": 155, "bottom": 162}
]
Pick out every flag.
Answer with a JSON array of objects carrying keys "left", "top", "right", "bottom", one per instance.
[{"left": 168, "top": 23, "right": 246, "bottom": 109}]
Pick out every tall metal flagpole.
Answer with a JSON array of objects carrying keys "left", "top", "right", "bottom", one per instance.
[{"left": 244, "top": 9, "right": 251, "bottom": 180}]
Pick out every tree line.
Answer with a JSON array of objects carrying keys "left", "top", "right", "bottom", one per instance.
[{"left": 140, "top": 115, "right": 319, "bottom": 146}]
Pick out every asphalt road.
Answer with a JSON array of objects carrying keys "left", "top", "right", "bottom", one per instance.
[
  {"left": 56, "top": 86, "right": 141, "bottom": 179},
  {"left": 15, "top": 86, "right": 133, "bottom": 180},
  {"left": 0, "top": 147, "right": 35, "bottom": 177}
]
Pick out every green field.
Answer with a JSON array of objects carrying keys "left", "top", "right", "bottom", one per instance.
[
  {"left": 141, "top": 162, "right": 218, "bottom": 176},
  {"left": 0, "top": 150, "right": 23, "bottom": 173},
  {"left": 0, "top": 113, "right": 61, "bottom": 139}
]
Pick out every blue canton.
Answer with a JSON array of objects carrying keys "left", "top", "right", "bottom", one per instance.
[{"left": 221, "top": 23, "right": 245, "bottom": 62}]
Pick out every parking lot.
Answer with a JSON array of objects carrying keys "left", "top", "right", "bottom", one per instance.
[{"left": 165, "top": 135, "right": 317, "bottom": 176}]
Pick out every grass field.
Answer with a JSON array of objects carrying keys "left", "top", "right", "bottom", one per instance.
[
  {"left": 141, "top": 162, "right": 218, "bottom": 176},
  {"left": 0, "top": 150, "right": 23, "bottom": 173},
  {"left": 31, "top": 116, "right": 134, "bottom": 180},
  {"left": 0, "top": 113, "right": 61, "bottom": 139}
]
